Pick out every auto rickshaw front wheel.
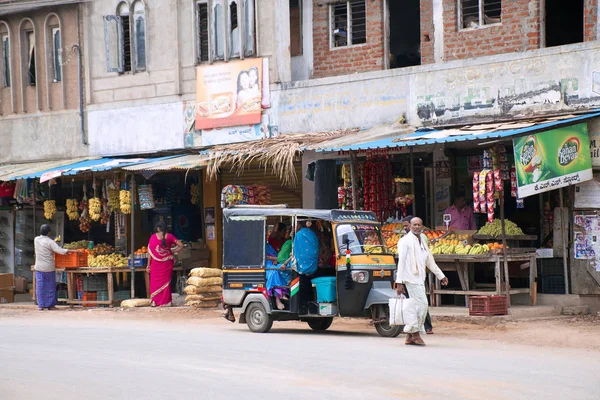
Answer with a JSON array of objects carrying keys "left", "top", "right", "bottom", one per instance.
[
  {"left": 306, "top": 317, "right": 333, "bottom": 331},
  {"left": 246, "top": 302, "right": 273, "bottom": 333}
]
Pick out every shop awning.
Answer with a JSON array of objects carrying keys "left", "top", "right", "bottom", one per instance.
[
  {"left": 0, "top": 158, "right": 91, "bottom": 182},
  {"left": 18, "top": 158, "right": 150, "bottom": 183},
  {"left": 315, "top": 111, "right": 600, "bottom": 152},
  {"left": 122, "top": 155, "right": 209, "bottom": 171}
]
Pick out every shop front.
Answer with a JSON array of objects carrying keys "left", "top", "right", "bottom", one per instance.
[
  {"left": 310, "top": 112, "right": 600, "bottom": 310},
  {"left": 0, "top": 155, "right": 212, "bottom": 306}
]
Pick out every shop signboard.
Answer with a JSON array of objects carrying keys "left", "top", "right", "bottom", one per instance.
[
  {"left": 513, "top": 123, "right": 593, "bottom": 198},
  {"left": 195, "top": 58, "right": 263, "bottom": 130}
]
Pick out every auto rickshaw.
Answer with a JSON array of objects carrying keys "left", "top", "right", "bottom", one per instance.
[{"left": 222, "top": 206, "right": 403, "bottom": 337}]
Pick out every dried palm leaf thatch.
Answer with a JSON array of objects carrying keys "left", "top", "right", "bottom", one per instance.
[{"left": 206, "top": 130, "right": 358, "bottom": 186}]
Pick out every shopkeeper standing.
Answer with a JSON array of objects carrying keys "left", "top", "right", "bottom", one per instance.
[
  {"left": 34, "top": 224, "right": 75, "bottom": 310},
  {"left": 444, "top": 192, "right": 476, "bottom": 230}
]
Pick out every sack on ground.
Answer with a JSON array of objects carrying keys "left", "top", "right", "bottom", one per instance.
[
  {"left": 186, "top": 294, "right": 221, "bottom": 302},
  {"left": 389, "top": 296, "right": 418, "bottom": 326},
  {"left": 187, "top": 300, "right": 221, "bottom": 308},
  {"left": 197, "top": 285, "right": 222, "bottom": 294},
  {"left": 186, "top": 276, "right": 223, "bottom": 287},
  {"left": 120, "top": 299, "right": 152, "bottom": 308},
  {"left": 189, "top": 267, "right": 223, "bottom": 278},
  {"left": 184, "top": 285, "right": 202, "bottom": 295}
]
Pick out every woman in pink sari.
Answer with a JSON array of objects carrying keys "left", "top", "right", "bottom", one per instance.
[{"left": 147, "top": 221, "right": 183, "bottom": 307}]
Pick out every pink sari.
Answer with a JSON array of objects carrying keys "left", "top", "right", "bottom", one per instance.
[{"left": 148, "top": 233, "right": 177, "bottom": 306}]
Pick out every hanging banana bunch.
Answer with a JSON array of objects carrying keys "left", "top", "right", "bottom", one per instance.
[
  {"left": 120, "top": 190, "right": 131, "bottom": 214},
  {"left": 66, "top": 199, "right": 79, "bottom": 220},
  {"left": 190, "top": 183, "right": 201, "bottom": 205},
  {"left": 89, "top": 178, "right": 101, "bottom": 221},
  {"left": 44, "top": 200, "right": 56, "bottom": 220}
]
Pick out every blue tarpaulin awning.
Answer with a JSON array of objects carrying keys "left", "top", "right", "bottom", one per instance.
[{"left": 315, "top": 112, "right": 600, "bottom": 152}]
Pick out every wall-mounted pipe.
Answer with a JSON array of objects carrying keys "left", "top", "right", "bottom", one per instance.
[{"left": 71, "top": 44, "right": 87, "bottom": 145}]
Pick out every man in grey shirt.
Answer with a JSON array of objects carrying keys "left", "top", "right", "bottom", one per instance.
[{"left": 34, "top": 224, "right": 73, "bottom": 310}]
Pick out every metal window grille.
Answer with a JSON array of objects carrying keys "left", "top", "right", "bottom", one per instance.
[
  {"left": 121, "top": 15, "right": 132, "bottom": 72},
  {"left": 331, "top": 0, "right": 366, "bottom": 48},
  {"left": 460, "top": 0, "right": 501, "bottom": 30},
  {"left": 197, "top": 2, "right": 210, "bottom": 62},
  {"left": 1, "top": 35, "right": 9, "bottom": 87}
]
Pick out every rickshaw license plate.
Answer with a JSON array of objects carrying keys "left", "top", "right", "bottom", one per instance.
[{"left": 375, "top": 270, "right": 391, "bottom": 278}]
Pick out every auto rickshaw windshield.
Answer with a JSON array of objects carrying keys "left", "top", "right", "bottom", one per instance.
[{"left": 335, "top": 224, "right": 390, "bottom": 255}]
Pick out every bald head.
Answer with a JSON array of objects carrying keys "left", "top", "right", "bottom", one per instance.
[{"left": 410, "top": 217, "right": 423, "bottom": 235}]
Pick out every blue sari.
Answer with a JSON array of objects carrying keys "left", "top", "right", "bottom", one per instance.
[
  {"left": 293, "top": 228, "right": 319, "bottom": 276},
  {"left": 265, "top": 243, "right": 289, "bottom": 298}
]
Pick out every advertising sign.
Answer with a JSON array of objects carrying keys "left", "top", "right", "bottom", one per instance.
[
  {"left": 195, "top": 58, "right": 263, "bottom": 130},
  {"left": 590, "top": 131, "right": 600, "bottom": 167},
  {"left": 513, "top": 123, "right": 593, "bottom": 198}
]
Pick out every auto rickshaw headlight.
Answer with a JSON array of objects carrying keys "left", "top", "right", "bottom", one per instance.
[{"left": 351, "top": 270, "right": 369, "bottom": 283}]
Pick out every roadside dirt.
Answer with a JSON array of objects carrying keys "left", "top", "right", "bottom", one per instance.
[{"left": 2, "top": 305, "right": 599, "bottom": 351}]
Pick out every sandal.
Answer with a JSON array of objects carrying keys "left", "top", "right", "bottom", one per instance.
[{"left": 405, "top": 334, "right": 415, "bottom": 345}]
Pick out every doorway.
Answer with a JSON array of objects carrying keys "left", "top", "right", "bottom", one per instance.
[
  {"left": 388, "top": 0, "right": 421, "bottom": 69},
  {"left": 545, "top": 0, "right": 584, "bottom": 47}
]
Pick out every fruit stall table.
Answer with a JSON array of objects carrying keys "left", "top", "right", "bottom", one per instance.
[
  {"left": 429, "top": 251, "right": 538, "bottom": 307},
  {"left": 31, "top": 261, "right": 208, "bottom": 306}
]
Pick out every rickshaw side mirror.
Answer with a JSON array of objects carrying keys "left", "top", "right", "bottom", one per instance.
[{"left": 342, "top": 234, "right": 349, "bottom": 246}]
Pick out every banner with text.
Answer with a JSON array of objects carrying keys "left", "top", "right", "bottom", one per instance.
[
  {"left": 195, "top": 58, "right": 263, "bottom": 130},
  {"left": 513, "top": 123, "right": 593, "bottom": 198}
]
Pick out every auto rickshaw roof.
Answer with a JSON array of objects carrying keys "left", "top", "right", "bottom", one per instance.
[{"left": 223, "top": 207, "right": 379, "bottom": 223}]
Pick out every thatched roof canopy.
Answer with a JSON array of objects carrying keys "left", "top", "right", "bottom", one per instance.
[{"left": 205, "top": 129, "right": 358, "bottom": 186}]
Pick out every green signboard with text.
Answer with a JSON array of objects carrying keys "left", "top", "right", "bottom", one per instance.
[{"left": 513, "top": 122, "right": 593, "bottom": 198}]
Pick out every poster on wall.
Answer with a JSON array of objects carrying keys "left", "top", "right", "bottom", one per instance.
[
  {"left": 573, "top": 213, "right": 600, "bottom": 269},
  {"left": 574, "top": 177, "right": 600, "bottom": 209},
  {"left": 195, "top": 58, "right": 263, "bottom": 130},
  {"left": 513, "top": 123, "right": 593, "bottom": 198},
  {"left": 590, "top": 131, "right": 600, "bottom": 167}
]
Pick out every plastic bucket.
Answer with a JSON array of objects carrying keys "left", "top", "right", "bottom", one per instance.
[{"left": 311, "top": 277, "right": 337, "bottom": 303}]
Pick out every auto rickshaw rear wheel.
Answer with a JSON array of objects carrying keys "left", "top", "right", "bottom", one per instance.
[
  {"left": 246, "top": 302, "right": 273, "bottom": 333},
  {"left": 307, "top": 317, "right": 333, "bottom": 331},
  {"left": 374, "top": 304, "right": 402, "bottom": 338}
]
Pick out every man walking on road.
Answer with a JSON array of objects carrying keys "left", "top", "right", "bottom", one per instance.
[{"left": 396, "top": 217, "right": 448, "bottom": 345}]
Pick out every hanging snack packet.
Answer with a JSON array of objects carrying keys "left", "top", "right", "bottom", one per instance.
[{"left": 473, "top": 172, "right": 480, "bottom": 212}]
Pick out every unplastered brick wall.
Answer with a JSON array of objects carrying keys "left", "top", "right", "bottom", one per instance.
[
  {"left": 442, "top": 0, "right": 541, "bottom": 62},
  {"left": 585, "top": 0, "right": 598, "bottom": 41},
  {"left": 313, "top": 0, "right": 384, "bottom": 78},
  {"left": 420, "top": 0, "right": 435, "bottom": 64}
]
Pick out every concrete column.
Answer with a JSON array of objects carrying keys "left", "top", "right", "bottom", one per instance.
[{"left": 433, "top": 0, "right": 444, "bottom": 63}]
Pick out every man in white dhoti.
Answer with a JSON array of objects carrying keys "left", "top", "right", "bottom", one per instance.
[{"left": 395, "top": 217, "right": 448, "bottom": 345}]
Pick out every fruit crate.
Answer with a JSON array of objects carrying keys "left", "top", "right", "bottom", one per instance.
[
  {"left": 55, "top": 252, "right": 88, "bottom": 269},
  {"left": 82, "top": 276, "right": 107, "bottom": 291},
  {"left": 81, "top": 291, "right": 97, "bottom": 307},
  {"left": 468, "top": 295, "right": 508, "bottom": 316},
  {"left": 114, "top": 290, "right": 131, "bottom": 301}
]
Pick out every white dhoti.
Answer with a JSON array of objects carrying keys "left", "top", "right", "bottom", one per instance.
[{"left": 403, "top": 283, "right": 428, "bottom": 334}]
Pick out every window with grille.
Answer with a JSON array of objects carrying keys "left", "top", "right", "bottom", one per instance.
[
  {"left": 1, "top": 34, "right": 9, "bottom": 88},
  {"left": 459, "top": 0, "right": 501, "bottom": 30},
  {"left": 51, "top": 28, "right": 62, "bottom": 82},
  {"left": 196, "top": 0, "right": 255, "bottom": 64},
  {"left": 330, "top": 0, "right": 366, "bottom": 48},
  {"left": 103, "top": 1, "right": 146, "bottom": 74}
]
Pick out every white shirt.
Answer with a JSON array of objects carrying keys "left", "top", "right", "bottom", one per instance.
[
  {"left": 395, "top": 231, "right": 445, "bottom": 285},
  {"left": 34, "top": 235, "right": 68, "bottom": 272}
]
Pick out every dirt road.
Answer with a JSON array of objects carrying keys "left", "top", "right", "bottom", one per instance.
[{"left": 1, "top": 307, "right": 599, "bottom": 400}]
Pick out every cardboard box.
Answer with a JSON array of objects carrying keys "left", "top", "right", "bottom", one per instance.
[
  {"left": 14, "top": 276, "right": 28, "bottom": 294},
  {"left": 0, "top": 290, "right": 14, "bottom": 303},
  {"left": 190, "top": 248, "right": 210, "bottom": 262}
]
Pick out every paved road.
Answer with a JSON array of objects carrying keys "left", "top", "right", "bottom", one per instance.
[{"left": 1, "top": 313, "right": 598, "bottom": 400}]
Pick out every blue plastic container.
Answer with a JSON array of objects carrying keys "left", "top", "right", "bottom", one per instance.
[{"left": 311, "top": 277, "right": 337, "bottom": 303}]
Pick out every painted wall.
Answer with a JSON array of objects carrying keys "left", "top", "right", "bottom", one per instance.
[
  {"left": 87, "top": 101, "right": 184, "bottom": 156},
  {"left": 272, "top": 41, "right": 600, "bottom": 133}
]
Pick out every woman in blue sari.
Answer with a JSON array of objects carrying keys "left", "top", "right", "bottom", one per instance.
[
  {"left": 292, "top": 223, "right": 319, "bottom": 276},
  {"left": 265, "top": 242, "right": 292, "bottom": 310}
]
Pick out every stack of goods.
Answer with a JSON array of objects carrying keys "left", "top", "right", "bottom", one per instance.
[
  {"left": 363, "top": 159, "right": 393, "bottom": 220},
  {"left": 119, "top": 190, "right": 131, "bottom": 214},
  {"left": 476, "top": 219, "right": 524, "bottom": 237},
  {"left": 89, "top": 197, "right": 101, "bottom": 222},
  {"left": 190, "top": 184, "right": 201, "bottom": 205},
  {"left": 381, "top": 222, "right": 402, "bottom": 255},
  {"left": 393, "top": 178, "right": 414, "bottom": 217},
  {"left": 88, "top": 253, "right": 128, "bottom": 268},
  {"left": 108, "top": 188, "right": 120, "bottom": 213},
  {"left": 423, "top": 229, "right": 447, "bottom": 241},
  {"left": 66, "top": 199, "right": 79, "bottom": 220},
  {"left": 43, "top": 200, "right": 56, "bottom": 220},
  {"left": 89, "top": 243, "right": 114, "bottom": 255},
  {"left": 64, "top": 240, "right": 90, "bottom": 250},
  {"left": 220, "top": 184, "right": 272, "bottom": 208},
  {"left": 338, "top": 164, "right": 353, "bottom": 210},
  {"left": 79, "top": 197, "right": 91, "bottom": 233},
  {"left": 138, "top": 185, "right": 155, "bottom": 210},
  {"left": 184, "top": 268, "right": 223, "bottom": 308},
  {"left": 430, "top": 241, "right": 489, "bottom": 255},
  {"left": 248, "top": 185, "right": 271, "bottom": 205}
]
